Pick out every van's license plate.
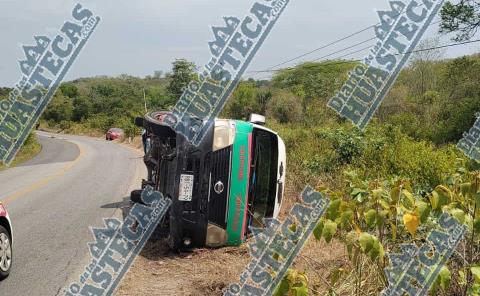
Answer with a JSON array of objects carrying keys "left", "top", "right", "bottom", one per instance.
[{"left": 179, "top": 174, "right": 194, "bottom": 201}]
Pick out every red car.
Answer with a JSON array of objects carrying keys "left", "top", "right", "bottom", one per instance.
[
  {"left": 0, "top": 202, "right": 12, "bottom": 280},
  {"left": 105, "top": 128, "right": 124, "bottom": 141}
]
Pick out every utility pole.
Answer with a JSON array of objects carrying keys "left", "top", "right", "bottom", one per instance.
[{"left": 143, "top": 88, "right": 148, "bottom": 113}]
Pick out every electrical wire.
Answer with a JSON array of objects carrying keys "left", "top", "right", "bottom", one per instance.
[
  {"left": 254, "top": 38, "right": 480, "bottom": 76},
  {"left": 249, "top": 12, "right": 443, "bottom": 76}
]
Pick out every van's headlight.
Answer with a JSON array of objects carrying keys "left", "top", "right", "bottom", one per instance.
[{"left": 213, "top": 120, "right": 235, "bottom": 151}]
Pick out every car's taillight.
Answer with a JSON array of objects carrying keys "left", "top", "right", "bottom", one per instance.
[{"left": 0, "top": 204, "right": 6, "bottom": 216}]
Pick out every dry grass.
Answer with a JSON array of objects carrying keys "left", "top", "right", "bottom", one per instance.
[
  {"left": 115, "top": 190, "right": 348, "bottom": 296},
  {"left": 0, "top": 133, "right": 42, "bottom": 171}
]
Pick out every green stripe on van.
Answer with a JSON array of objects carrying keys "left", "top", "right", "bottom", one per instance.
[{"left": 226, "top": 121, "right": 253, "bottom": 245}]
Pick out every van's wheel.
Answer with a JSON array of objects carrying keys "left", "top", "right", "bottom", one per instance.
[
  {"left": 0, "top": 225, "right": 12, "bottom": 280},
  {"left": 130, "top": 190, "right": 145, "bottom": 204}
]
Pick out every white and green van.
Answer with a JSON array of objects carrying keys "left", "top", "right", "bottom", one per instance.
[{"left": 133, "top": 112, "right": 286, "bottom": 249}]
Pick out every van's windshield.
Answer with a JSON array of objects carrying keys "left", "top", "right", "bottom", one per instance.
[{"left": 248, "top": 128, "right": 278, "bottom": 228}]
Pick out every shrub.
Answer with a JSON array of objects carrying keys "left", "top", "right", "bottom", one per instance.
[{"left": 266, "top": 90, "right": 303, "bottom": 124}]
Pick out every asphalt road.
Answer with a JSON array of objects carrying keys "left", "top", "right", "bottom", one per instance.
[{"left": 0, "top": 132, "right": 146, "bottom": 296}]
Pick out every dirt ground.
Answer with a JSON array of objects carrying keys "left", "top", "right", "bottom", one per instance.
[
  {"left": 115, "top": 231, "right": 346, "bottom": 296},
  {"left": 114, "top": 193, "right": 347, "bottom": 296}
]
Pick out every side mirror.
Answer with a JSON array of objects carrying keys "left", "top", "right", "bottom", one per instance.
[
  {"left": 134, "top": 117, "right": 144, "bottom": 127},
  {"left": 249, "top": 114, "right": 266, "bottom": 125}
]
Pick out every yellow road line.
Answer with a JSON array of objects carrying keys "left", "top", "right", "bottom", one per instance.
[{"left": 2, "top": 141, "right": 85, "bottom": 205}]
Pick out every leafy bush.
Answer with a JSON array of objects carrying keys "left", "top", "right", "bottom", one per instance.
[
  {"left": 223, "top": 82, "right": 261, "bottom": 120},
  {"left": 266, "top": 91, "right": 303, "bottom": 124}
]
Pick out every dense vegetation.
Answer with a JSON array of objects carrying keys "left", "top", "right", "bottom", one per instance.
[{"left": 35, "top": 59, "right": 196, "bottom": 138}]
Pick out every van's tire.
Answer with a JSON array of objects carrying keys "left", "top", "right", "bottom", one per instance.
[
  {"left": 0, "top": 225, "right": 12, "bottom": 280},
  {"left": 130, "top": 190, "right": 145, "bottom": 204}
]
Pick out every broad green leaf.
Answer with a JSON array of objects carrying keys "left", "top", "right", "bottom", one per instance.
[
  {"left": 391, "top": 186, "right": 400, "bottom": 203},
  {"left": 327, "top": 199, "right": 341, "bottom": 220},
  {"left": 458, "top": 269, "right": 467, "bottom": 286},
  {"left": 403, "top": 180, "right": 413, "bottom": 192},
  {"left": 340, "top": 210, "right": 353, "bottom": 227},
  {"left": 286, "top": 269, "right": 297, "bottom": 282},
  {"left": 369, "top": 237, "right": 384, "bottom": 261},
  {"left": 351, "top": 188, "right": 364, "bottom": 197},
  {"left": 430, "top": 274, "right": 440, "bottom": 294},
  {"left": 430, "top": 191, "right": 440, "bottom": 210},
  {"left": 377, "top": 210, "right": 389, "bottom": 228},
  {"left": 468, "top": 284, "right": 480, "bottom": 295},
  {"left": 364, "top": 209, "right": 377, "bottom": 228},
  {"left": 476, "top": 192, "right": 480, "bottom": 209},
  {"left": 322, "top": 220, "right": 337, "bottom": 243},
  {"left": 273, "top": 277, "right": 290, "bottom": 296},
  {"left": 472, "top": 266, "right": 480, "bottom": 284},
  {"left": 438, "top": 266, "right": 451, "bottom": 290},
  {"left": 345, "top": 231, "right": 357, "bottom": 258},
  {"left": 460, "top": 182, "right": 472, "bottom": 197},
  {"left": 313, "top": 220, "right": 324, "bottom": 241},
  {"left": 372, "top": 188, "right": 383, "bottom": 200},
  {"left": 355, "top": 193, "right": 366, "bottom": 203},
  {"left": 450, "top": 208, "right": 466, "bottom": 224},
  {"left": 401, "top": 189, "right": 415, "bottom": 210},
  {"left": 297, "top": 272, "right": 308, "bottom": 286},
  {"left": 389, "top": 222, "right": 397, "bottom": 241},
  {"left": 436, "top": 185, "right": 452, "bottom": 198},
  {"left": 378, "top": 199, "right": 390, "bottom": 210},
  {"left": 474, "top": 218, "right": 480, "bottom": 233},
  {"left": 416, "top": 201, "right": 431, "bottom": 224},
  {"left": 435, "top": 185, "right": 452, "bottom": 207},
  {"left": 359, "top": 233, "right": 374, "bottom": 253},
  {"left": 291, "top": 285, "right": 308, "bottom": 296}
]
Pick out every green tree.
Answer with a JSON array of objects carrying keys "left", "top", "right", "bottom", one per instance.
[
  {"left": 266, "top": 90, "right": 303, "bottom": 124},
  {"left": 60, "top": 82, "right": 79, "bottom": 98},
  {"left": 440, "top": 0, "right": 480, "bottom": 41},
  {"left": 43, "top": 92, "right": 73, "bottom": 123},
  {"left": 72, "top": 96, "right": 92, "bottom": 122},
  {"left": 167, "top": 59, "right": 197, "bottom": 99},
  {"left": 272, "top": 61, "right": 356, "bottom": 112},
  {"left": 223, "top": 81, "right": 260, "bottom": 119},
  {"left": 147, "top": 86, "right": 175, "bottom": 110}
]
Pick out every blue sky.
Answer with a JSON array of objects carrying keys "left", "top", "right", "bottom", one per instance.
[{"left": 0, "top": 0, "right": 478, "bottom": 86}]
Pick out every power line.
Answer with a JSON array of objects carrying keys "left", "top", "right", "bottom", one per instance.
[
  {"left": 253, "top": 2, "right": 429, "bottom": 75},
  {"left": 306, "top": 37, "right": 376, "bottom": 62},
  {"left": 253, "top": 38, "right": 480, "bottom": 75},
  {"left": 251, "top": 5, "right": 443, "bottom": 77},
  {"left": 263, "top": 25, "right": 376, "bottom": 71},
  {"left": 252, "top": 45, "right": 373, "bottom": 73},
  {"left": 250, "top": 19, "right": 443, "bottom": 75}
]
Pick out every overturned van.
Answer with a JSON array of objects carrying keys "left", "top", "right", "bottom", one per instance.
[{"left": 132, "top": 111, "right": 286, "bottom": 249}]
